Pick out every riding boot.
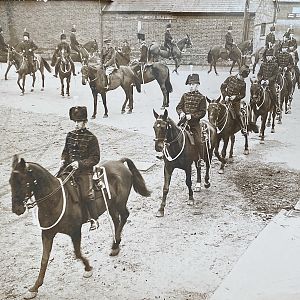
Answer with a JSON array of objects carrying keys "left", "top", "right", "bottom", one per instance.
[
  {"left": 86, "top": 200, "right": 99, "bottom": 231},
  {"left": 70, "top": 60, "right": 76, "bottom": 76},
  {"left": 53, "top": 63, "right": 59, "bottom": 78}
]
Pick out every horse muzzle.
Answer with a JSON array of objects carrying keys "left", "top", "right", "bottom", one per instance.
[
  {"left": 154, "top": 141, "right": 164, "bottom": 152},
  {"left": 12, "top": 202, "right": 26, "bottom": 216},
  {"left": 82, "top": 78, "right": 87, "bottom": 85}
]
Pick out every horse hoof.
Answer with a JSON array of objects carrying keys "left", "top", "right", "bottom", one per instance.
[
  {"left": 30, "top": 89, "right": 34, "bottom": 92},
  {"left": 160, "top": 106, "right": 165, "bottom": 110},
  {"left": 204, "top": 182, "right": 211, "bottom": 189},
  {"left": 83, "top": 269, "right": 93, "bottom": 278},
  {"left": 91, "top": 115, "right": 96, "bottom": 119},
  {"left": 194, "top": 184, "right": 201, "bottom": 192},
  {"left": 20, "top": 93, "right": 24, "bottom": 96},
  {"left": 266, "top": 122, "right": 271, "bottom": 127},
  {"left": 23, "top": 291, "right": 38, "bottom": 299},
  {"left": 244, "top": 149, "right": 249, "bottom": 155},
  {"left": 228, "top": 157, "right": 234, "bottom": 163},
  {"left": 127, "top": 110, "right": 133, "bottom": 114},
  {"left": 110, "top": 248, "right": 120, "bottom": 256},
  {"left": 121, "top": 110, "right": 125, "bottom": 114},
  {"left": 187, "top": 199, "right": 194, "bottom": 206},
  {"left": 103, "top": 114, "right": 108, "bottom": 118},
  {"left": 259, "top": 140, "right": 265, "bottom": 144},
  {"left": 277, "top": 120, "right": 282, "bottom": 125},
  {"left": 40, "top": 88, "right": 44, "bottom": 91},
  {"left": 156, "top": 210, "right": 164, "bottom": 217},
  {"left": 218, "top": 169, "right": 224, "bottom": 174},
  {"left": 271, "top": 129, "right": 275, "bottom": 133}
]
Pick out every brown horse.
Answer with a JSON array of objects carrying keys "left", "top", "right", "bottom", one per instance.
[
  {"left": 56, "top": 48, "right": 72, "bottom": 97},
  {"left": 70, "top": 40, "right": 95, "bottom": 64},
  {"left": 131, "top": 61, "right": 173, "bottom": 109},
  {"left": 153, "top": 109, "right": 217, "bottom": 217},
  {"left": 10, "top": 49, "right": 51, "bottom": 95},
  {"left": 9, "top": 155, "right": 150, "bottom": 299},
  {"left": 81, "top": 64, "right": 141, "bottom": 118}
]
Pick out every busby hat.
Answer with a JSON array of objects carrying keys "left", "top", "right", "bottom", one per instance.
[
  {"left": 60, "top": 30, "right": 66, "bottom": 40},
  {"left": 185, "top": 73, "right": 200, "bottom": 85},
  {"left": 239, "top": 65, "right": 250, "bottom": 78},
  {"left": 23, "top": 28, "right": 29, "bottom": 38},
  {"left": 71, "top": 25, "right": 76, "bottom": 32},
  {"left": 270, "top": 25, "right": 275, "bottom": 32},
  {"left": 103, "top": 38, "right": 112, "bottom": 44},
  {"left": 137, "top": 32, "right": 145, "bottom": 41},
  {"left": 166, "top": 23, "right": 171, "bottom": 29},
  {"left": 228, "top": 25, "right": 233, "bottom": 31},
  {"left": 69, "top": 106, "right": 88, "bottom": 121}
]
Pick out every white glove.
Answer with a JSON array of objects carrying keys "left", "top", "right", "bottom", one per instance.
[
  {"left": 284, "top": 67, "right": 287, "bottom": 71},
  {"left": 179, "top": 112, "right": 185, "bottom": 119},
  {"left": 70, "top": 161, "right": 79, "bottom": 170},
  {"left": 230, "top": 95, "right": 236, "bottom": 100},
  {"left": 29, "top": 49, "right": 32, "bottom": 52},
  {"left": 60, "top": 160, "right": 65, "bottom": 168},
  {"left": 265, "top": 80, "right": 269, "bottom": 85},
  {"left": 186, "top": 114, "right": 192, "bottom": 120}
]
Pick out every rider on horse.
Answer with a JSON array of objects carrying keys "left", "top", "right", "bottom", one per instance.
[
  {"left": 0, "top": 26, "right": 8, "bottom": 53},
  {"left": 257, "top": 48, "right": 280, "bottom": 111},
  {"left": 60, "top": 106, "right": 100, "bottom": 231},
  {"left": 139, "top": 40, "right": 148, "bottom": 64},
  {"left": 176, "top": 73, "right": 207, "bottom": 161},
  {"left": 220, "top": 65, "right": 250, "bottom": 134},
  {"left": 70, "top": 25, "right": 81, "bottom": 58},
  {"left": 18, "top": 29, "right": 38, "bottom": 75},
  {"left": 225, "top": 24, "right": 234, "bottom": 58},
  {"left": 164, "top": 23, "right": 175, "bottom": 58},
  {"left": 276, "top": 41, "right": 294, "bottom": 94},
  {"left": 120, "top": 39, "right": 131, "bottom": 62},
  {"left": 101, "top": 38, "right": 117, "bottom": 89},
  {"left": 265, "top": 25, "right": 276, "bottom": 49},
  {"left": 52, "top": 32, "right": 76, "bottom": 77},
  {"left": 287, "top": 28, "right": 300, "bottom": 89}
]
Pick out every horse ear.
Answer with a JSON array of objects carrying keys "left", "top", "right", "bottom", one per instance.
[
  {"left": 163, "top": 109, "right": 168, "bottom": 120},
  {"left": 206, "top": 96, "right": 211, "bottom": 103},
  {"left": 153, "top": 109, "right": 159, "bottom": 119},
  {"left": 12, "top": 154, "right": 19, "bottom": 169},
  {"left": 216, "top": 96, "right": 221, "bottom": 103},
  {"left": 19, "top": 158, "right": 26, "bottom": 170}
]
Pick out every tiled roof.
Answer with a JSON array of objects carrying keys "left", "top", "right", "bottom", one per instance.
[{"left": 104, "top": 0, "right": 262, "bottom": 13}]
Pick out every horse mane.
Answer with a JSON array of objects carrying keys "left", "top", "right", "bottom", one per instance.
[{"left": 27, "top": 162, "right": 56, "bottom": 182}]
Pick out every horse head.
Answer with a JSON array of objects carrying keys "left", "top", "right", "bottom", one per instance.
[
  {"left": 250, "top": 78, "right": 262, "bottom": 104},
  {"left": 81, "top": 64, "right": 90, "bottom": 85},
  {"left": 60, "top": 48, "right": 69, "bottom": 65},
  {"left": 153, "top": 109, "right": 170, "bottom": 152},
  {"left": 185, "top": 34, "right": 192, "bottom": 48},
  {"left": 9, "top": 155, "right": 35, "bottom": 216},
  {"left": 206, "top": 96, "right": 222, "bottom": 127}
]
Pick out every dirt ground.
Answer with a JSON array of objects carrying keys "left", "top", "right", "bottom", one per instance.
[{"left": 0, "top": 64, "right": 299, "bottom": 300}]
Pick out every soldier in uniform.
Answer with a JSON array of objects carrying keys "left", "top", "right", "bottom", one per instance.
[
  {"left": 120, "top": 39, "right": 131, "bottom": 62},
  {"left": 220, "top": 65, "right": 250, "bottom": 134},
  {"left": 164, "top": 23, "right": 175, "bottom": 58},
  {"left": 60, "top": 106, "right": 100, "bottom": 231},
  {"left": 265, "top": 25, "right": 276, "bottom": 49},
  {"left": 276, "top": 41, "right": 294, "bottom": 94},
  {"left": 176, "top": 73, "right": 207, "bottom": 159},
  {"left": 101, "top": 38, "right": 117, "bottom": 88},
  {"left": 257, "top": 48, "right": 280, "bottom": 110},
  {"left": 283, "top": 26, "right": 292, "bottom": 42},
  {"left": 18, "top": 30, "right": 38, "bottom": 75},
  {"left": 288, "top": 29, "right": 300, "bottom": 89},
  {"left": 0, "top": 26, "right": 8, "bottom": 53},
  {"left": 225, "top": 24, "right": 234, "bottom": 58},
  {"left": 52, "top": 32, "right": 76, "bottom": 77},
  {"left": 139, "top": 40, "right": 148, "bottom": 64},
  {"left": 70, "top": 25, "right": 81, "bottom": 57}
]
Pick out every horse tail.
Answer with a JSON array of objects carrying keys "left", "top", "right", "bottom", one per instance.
[
  {"left": 165, "top": 69, "right": 173, "bottom": 93},
  {"left": 207, "top": 49, "right": 212, "bottom": 63},
  {"left": 120, "top": 158, "right": 151, "bottom": 197},
  {"left": 133, "top": 74, "right": 141, "bottom": 93},
  {"left": 42, "top": 57, "right": 52, "bottom": 73}
]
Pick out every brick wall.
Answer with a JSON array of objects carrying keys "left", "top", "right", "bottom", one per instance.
[{"left": 0, "top": 1, "right": 254, "bottom": 64}]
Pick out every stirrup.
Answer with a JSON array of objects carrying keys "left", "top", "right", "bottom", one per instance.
[{"left": 89, "top": 219, "right": 99, "bottom": 231}]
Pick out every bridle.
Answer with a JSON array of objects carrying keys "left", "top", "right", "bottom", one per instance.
[
  {"left": 82, "top": 66, "right": 98, "bottom": 83},
  {"left": 208, "top": 102, "right": 229, "bottom": 134}
]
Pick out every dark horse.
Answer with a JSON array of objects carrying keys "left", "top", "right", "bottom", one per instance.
[
  {"left": 3, "top": 44, "right": 22, "bottom": 80},
  {"left": 148, "top": 35, "right": 192, "bottom": 74},
  {"left": 153, "top": 109, "right": 217, "bottom": 217},
  {"left": 10, "top": 49, "right": 51, "bottom": 95},
  {"left": 207, "top": 44, "right": 242, "bottom": 75},
  {"left": 9, "top": 155, "right": 150, "bottom": 299},
  {"left": 70, "top": 40, "right": 96, "bottom": 64},
  {"left": 81, "top": 64, "right": 141, "bottom": 118},
  {"left": 207, "top": 97, "right": 258, "bottom": 173},
  {"left": 56, "top": 48, "right": 72, "bottom": 97},
  {"left": 131, "top": 61, "right": 173, "bottom": 109},
  {"left": 250, "top": 79, "right": 276, "bottom": 143}
]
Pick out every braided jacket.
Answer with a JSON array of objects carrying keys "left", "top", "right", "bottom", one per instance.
[
  {"left": 61, "top": 128, "right": 100, "bottom": 174},
  {"left": 176, "top": 91, "right": 207, "bottom": 121},
  {"left": 257, "top": 61, "right": 279, "bottom": 83},
  {"left": 276, "top": 52, "right": 294, "bottom": 68},
  {"left": 18, "top": 40, "right": 38, "bottom": 57},
  {"left": 265, "top": 32, "right": 275, "bottom": 48},
  {"left": 220, "top": 75, "right": 246, "bottom": 101}
]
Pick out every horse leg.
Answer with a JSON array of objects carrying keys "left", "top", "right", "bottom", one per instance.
[
  {"left": 208, "top": 62, "right": 212, "bottom": 74},
  {"left": 67, "top": 77, "right": 70, "bottom": 97},
  {"left": 185, "top": 165, "right": 194, "bottom": 206},
  {"left": 25, "top": 232, "right": 54, "bottom": 299},
  {"left": 5, "top": 62, "right": 12, "bottom": 80},
  {"left": 259, "top": 114, "right": 267, "bottom": 144},
  {"left": 194, "top": 160, "right": 201, "bottom": 192},
  {"left": 271, "top": 108, "right": 276, "bottom": 134},
  {"left": 228, "top": 134, "right": 236, "bottom": 161},
  {"left": 243, "top": 133, "right": 249, "bottom": 155},
  {"left": 41, "top": 73, "right": 45, "bottom": 91},
  {"left": 156, "top": 165, "right": 174, "bottom": 217},
  {"left": 22, "top": 75, "right": 26, "bottom": 95},
  {"left": 31, "top": 73, "right": 36, "bottom": 92},
  {"left": 17, "top": 75, "right": 23, "bottom": 94},
  {"left": 229, "top": 61, "right": 235, "bottom": 74},
  {"left": 213, "top": 61, "right": 218, "bottom": 76},
  {"left": 99, "top": 92, "right": 108, "bottom": 118},
  {"left": 123, "top": 86, "right": 133, "bottom": 114},
  {"left": 110, "top": 203, "right": 129, "bottom": 256},
  {"left": 60, "top": 78, "right": 64, "bottom": 97},
  {"left": 219, "top": 137, "right": 229, "bottom": 174},
  {"left": 160, "top": 83, "right": 168, "bottom": 109}
]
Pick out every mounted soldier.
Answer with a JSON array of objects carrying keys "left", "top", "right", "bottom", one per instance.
[
  {"left": 101, "top": 38, "right": 117, "bottom": 89},
  {"left": 60, "top": 106, "right": 100, "bottom": 231},
  {"left": 220, "top": 65, "right": 250, "bottom": 134},
  {"left": 283, "top": 26, "right": 292, "bottom": 43},
  {"left": 0, "top": 26, "right": 8, "bottom": 53},
  {"left": 265, "top": 25, "right": 276, "bottom": 49},
  {"left": 18, "top": 29, "right": 38, "bottom": 75},
  {"left": 176, "top": 73, "right": 207, "bottom": 161},
  {"left": 120, "top": 39, "right": 131, "bottom": 62},
  {"left": 287, "top": 29, "right": 300, "bottom": 89},
  {"left": 70, "top": 25, "right": 81, "bottom": 58},
  {"left": 225, "top": 24, "right": 235, "bottom": 59},
  {"left": 164, "top": 23, "right": 175, "bottom": 58},
  {"left": 52, "top": 32, "right": 76, "bottom": 78},
  {"left": 257, "top": 48, "right": 280, "bottom": 110},
  {"left": 139, "top": 40, "right": 148, "bottom": 64}
]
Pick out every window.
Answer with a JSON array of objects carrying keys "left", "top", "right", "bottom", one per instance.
[{"left": 260, "top": 23, "right": 266, "bottom": 37}]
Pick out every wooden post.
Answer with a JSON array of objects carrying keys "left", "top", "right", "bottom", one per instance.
[{"left": 242, "top": 0, "right": 250, "bottom": 42}]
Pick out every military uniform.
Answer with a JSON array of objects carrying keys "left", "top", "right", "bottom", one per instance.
[
  {"left": 61, "top": 106, "right": 100, "bottom": 230},
  {"left": 265, "top": 27, "right": 276, "bottom": 49},
  {"left": 0, "top": 28, "right": 8, "bottom": 52},
  {"left": 164, "top": 24, "right": 174, "bottom": 57},
  {"left": 70, "top": 26, "right": 80, "bottom": 54},
  {"left": 101, "top": 45, "right": 116, "bottom": 68},
  {"left": 221, "top": 68, "right": 248, "bottom": 133},
  {"left": 257, "top": 52, "right": 279, "bottom": 107},
  {"left": 176, "top": 74, "right": 206, "bottom": 156},
  {"left": 121, "top": 41, "right": 131, "bottom": 61},
  {"left": 139, "top": 42, "right": 148, "bottom": 64},
  {"left": 18, "top": 31, "right": 38, "bottom": 74},
  {"left": 225, "top": 25, "right": 234, "bottom": 53}
]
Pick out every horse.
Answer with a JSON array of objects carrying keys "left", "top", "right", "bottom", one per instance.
[
  {"left": 130, "top": 61, "right": 173, "bottom": 109},
  {"left": 148, "top": 35, "right": 192, "bottom": 74},
  {"left": 207, "top": 97, "right": 258, "bottom": 173},
  {"left": 83, "top": 39, "right": 98, "bottom": 57},
  {"left": 153, "top": 109, "right": 217, "bottom": 217},
  {"left": 56, "top": 48, "right": 72, "bottom": 97},
  {"left": 81, "top": 64, "right": 141, "bottom": 118},
  {"left": 207, "top": 44, "right": 242, "bottom": 75},
  {"left": 115, "top": 50, "right": 131, "bottom": 66},
  {"left": 251, "top": 41, "right": 281, "bottom": 74},
  {"left": 249, "top": 79, "right": 276, "bottom": 143},
  {"left": 70, "top": 41, "right": 93, "bottom": 64},
  {"left": 9, "top": 155, "right": 150, "bottom": 299},
  {"left": 9, "top": 49, "right": 51, "bottom": 95},
  {"left": 3, "top": 44, "right": 22, "bottom": 80}
]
